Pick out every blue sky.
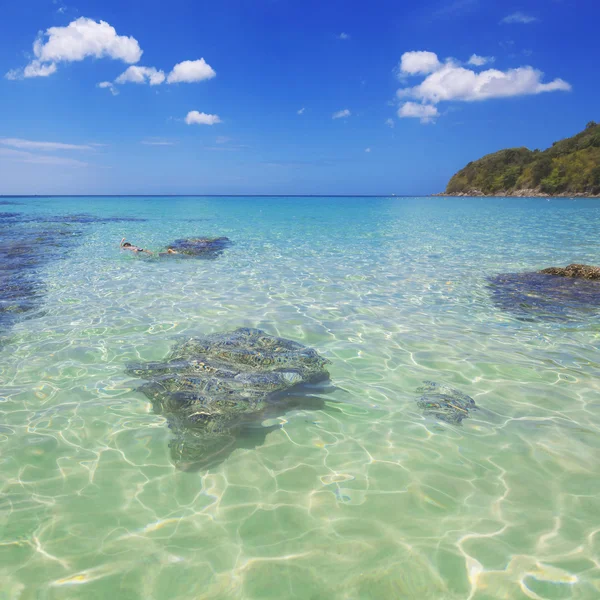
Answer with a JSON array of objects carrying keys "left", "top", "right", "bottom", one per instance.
[{"left": 0, "top": 0, "right": 598, "bottom": 195}]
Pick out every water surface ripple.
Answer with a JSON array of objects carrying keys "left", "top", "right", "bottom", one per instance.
[{"left": 1, "top": 196, "right": 599, "bottom": 599}]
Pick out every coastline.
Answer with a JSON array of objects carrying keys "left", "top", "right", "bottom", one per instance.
[{"left": 433, "top": 189, "right": 600, "bottom": 198}]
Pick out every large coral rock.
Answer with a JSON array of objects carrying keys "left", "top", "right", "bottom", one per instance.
[
  {"left": 416, "top": 381, "right": 476, "bottom": 425},
  {"left": 127, "top": 328, "right": 330, "bottom": 467},
  {"left": 539, "top": 264, "right": 600, "bottom": 280}
]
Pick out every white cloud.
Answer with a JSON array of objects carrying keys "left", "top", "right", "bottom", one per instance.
[
  {"left": 385, "top": 118, "right": 395, "bottom": 128},
  {"left": 141, "top": 140, "right": 175, "bottom": 146},
  {"left": 185, "top": 111, "right": 222, "bottom": 125},
  {"left": 0, "top": 138, "right": 92, "bottom": 151},
  {"left": 34, "top": 18, "right": 142, "bottom": 63},
  {"left": 24, "top": 60, "right": 58, "bottom": 78},
  {"left": 501, "top": 12, "right": 538, "bottom": 24},
  {"left": 398, "top": 61, "right": 571, "bottom": 104},
  {"left": 398, "top": 102, "right": 439, "bottom": 123},
  {"left": 7, "top": 17, "right": 142, "bottom": 79},
  {"left": 399, "top": 51, "right": 441, "bottom": 75},
  {"left": 468, "top": 54, "right": 494, "bottom": 67},
  {"left": 167, "top": 59, "right": 216, "bottom": 84},
  {"left": 332, "top": 109, "right": 351, "bottom": 119},
  {"left": 98, "top": 81, "right": 119, "bottom": 95},
  {"left": 395, "top": 51, "right": 570, "bottom": 124},
  {"left": 115, "top": 66, "right": 165, "bottom": 85},
  {"left": 0, "top": 147, "right": 88, "bottom": 167},
  {"left": 365, "top": 147, "right": 371, "bottom": 153},
  {"left": 106, "top": 59, "right": 215, "bottom": 90},
  {"left": 5, "top": 61, "right": 57, "bottom": 80},
  {"left": 297, "top": 107, "right": 305, "bottom": 115},
  {"left": 337, "top": 32, "right": 350, "bottom": 40},
  {"left": 215, "top": 136, "right": 231, "bottom": 144}
]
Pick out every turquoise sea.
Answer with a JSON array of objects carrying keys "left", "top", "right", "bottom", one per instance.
[{"left": 1, "top": 195, "right": 599, "bottom": 599}]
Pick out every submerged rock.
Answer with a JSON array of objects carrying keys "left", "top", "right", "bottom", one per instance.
[
  {"left": 0, "top": 224, "right": 80, "bottom": 338},
  {"left": 127, "top": 328, "right": 330, "bottom": 468},
  {"left": 488, "top": 272, "right": 600, "bottom": 321},
  {"left": 0, "top": 212, "right": 22, "bottom": 220},
  {"left": 416, "top": 381, "right": 476, "bottom": 424},
  {"left": 539, "top": 264, "right": 600, "bottom": 280},
  {"left": 164, "top": 236, "right": 232, "bottom": 258}
]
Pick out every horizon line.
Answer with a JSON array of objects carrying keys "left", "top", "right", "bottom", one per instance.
[{"left": 0, "top": 194, "right": 438, "bottom": 198}]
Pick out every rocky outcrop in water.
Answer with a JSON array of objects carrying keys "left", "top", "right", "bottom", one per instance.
[
  {"left": 164, "top": 237, "right": 232, "bottom": 258},
  {"left": 416, "top": 381, "right": 476, "bottom": 424},
  {"left": 127, "top": 328, "right": 330, "bottom": 468},
  {"left": 488, "top": 271, "right": 600, "bottom": 321},
  {"left": 539, "top": 264, "right": 600, "bottom": 280}
]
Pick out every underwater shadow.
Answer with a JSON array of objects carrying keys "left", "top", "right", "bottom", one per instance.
[{"left": 167, "top": 381, "right": 340, "bottom": 472}]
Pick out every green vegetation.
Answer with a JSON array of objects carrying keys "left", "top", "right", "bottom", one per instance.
[{"left": 445, "top": 121, "right": 600, "bottom": 196}]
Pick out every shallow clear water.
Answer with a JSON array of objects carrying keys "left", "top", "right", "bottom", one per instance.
[{"left": 1, "top": 196, "right": 599, "bottom": 599}]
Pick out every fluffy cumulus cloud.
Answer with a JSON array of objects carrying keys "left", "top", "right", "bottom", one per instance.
[
  {"left": 6, "top": 18, "right": 142, "bottom": 79},
  {"left": 35, "top": 18, "right": 142, "bottom": 63},
  {"left": 468, "top": 54, "right": 494, "bottom": 67},
  {"left": 185, "top": 111, "right": 221, "bottom": 126},
  {"left": 332, "top": 109, "right": 351, "bottom": 119},
  {"left": 6, "top": 17, "right": 218, "bottom": 93},
  {"left": 115, "top": 66, "right": 165, "bottom": 85},
  {"left": 6, "top": 61, "right": 58, "bottom": 80},
  {"left": 395, "top": 50, "right": 570, "bottom": 124},
  {"left": 24, "top": 61, "right": 58, "bottom": 78},
  {"left": 167, "top": 59, "right": 216, "bottom": 84},
  {"left": 398, "top": 63, "right": 571, "bottom": 103},
  {"left": 399, "top": 51, "right": 441, "bottom": 75},
  {"left": 398, "top": 102, "right": 439, "bottom": 123},
  {"left": 99, "top": 58, "right": 216, "bottom": 92},
  {"left": 501, "top": 12, "right": 538, "bottom": 24}
]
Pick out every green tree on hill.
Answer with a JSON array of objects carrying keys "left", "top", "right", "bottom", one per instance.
[{"left": 445, "top": 122, "right": 600, "bottom": 196}]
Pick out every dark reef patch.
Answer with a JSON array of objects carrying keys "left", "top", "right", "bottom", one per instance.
[
  {"left": 0, "top": 212, "right": 23, "bottom": 220},
  {"left": 0, "top": 218, "right": 81, "bottom": 340},
  {"left": 127, "top": 328, "right": 330, "bottom": 469},
  {"left": 37, "top": 214, "right": 147, "bottom": 224},
  {"left": 488, "top": 272, "right": 600, "bottom": 321},
  {"left": 163, "top": 236, "right": 232, "bottom": 259}
]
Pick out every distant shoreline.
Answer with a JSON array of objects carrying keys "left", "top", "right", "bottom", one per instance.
[
  {"left": 2, "top": 193, "right": 600, "bottom": 199},
  {"left": 1, "top": 194, "right": 423, "bottom": 199},
  {"left": 434, "top": 191, "right": 600, "bottom": 198}
]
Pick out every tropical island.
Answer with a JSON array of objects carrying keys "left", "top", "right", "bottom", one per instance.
[{"left": 440, "top": 121, "right": 600, "bottom": 197}]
